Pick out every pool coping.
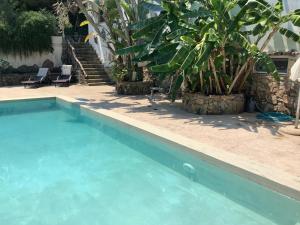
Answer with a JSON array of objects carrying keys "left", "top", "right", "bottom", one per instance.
[{"left": 1, "top": 95, "right": 300, "bottom": 201}]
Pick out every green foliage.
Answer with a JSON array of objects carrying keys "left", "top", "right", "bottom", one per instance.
[
  {"left": 0, "top": 0, "right": 57, "bottom": 55},
  {"left": 117, "top": 0, "right": 300, "bottom": 98},
  {"left": 86, "top": 0, "right": 158, "bottom": 81},
  {"left": 111, "top": 63, "right": 128, "bottom": 82},
  {"left": 0, "top": 59, "right": 9, "bottom": 73},
  {"left": 19, "top": 0, "right": 57, "bottom": 11},
  {"left": 0, "top": 10, "right": 57, "bottom": 55}
]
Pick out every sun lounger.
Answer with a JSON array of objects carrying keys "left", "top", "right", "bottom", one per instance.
[
  {"left": 52, "top": 65, "right": 72, "bottom": 87},
  {"left": 21, "top": 68, "right": 49, "bottom": 88}
]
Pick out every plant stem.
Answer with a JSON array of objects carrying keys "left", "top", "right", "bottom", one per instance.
[
  {"left": 221, "top": 46, "right": 226, "bottom": 74},
  {"left": 238, "top": 60, "right": 254, "bottom": 92},
  {"left": 260, "top": 28, "right": 278, "bottom": 51},
  {"left": 228, "top": 58, "right": 250, "bottom": 94},
  {"left": 231, "top": 28, "right": 278, "bottom": 92},
  {"left": 230, "top": 55, "right": 234, "bottom": 79},
  {"left": 209, "top": 57, "right": 222, "bottom": 94},
  {"left": 199, "top": 70, "right": 204, "bottom": 93}
]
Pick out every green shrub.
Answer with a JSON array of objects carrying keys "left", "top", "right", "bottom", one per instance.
[
  {"left": 20, "top": 0, "right": 57, "bottom": 11},
  {"left": 0, "top": 10, "right": 57, "bottom": 55},
  {"left": 0, "top": 21, "right": 12, "bottom": 54}
]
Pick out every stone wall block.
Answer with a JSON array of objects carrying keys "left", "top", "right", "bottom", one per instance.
[{"left": 182, "top": 93, "right": 245, "bottom": 115}]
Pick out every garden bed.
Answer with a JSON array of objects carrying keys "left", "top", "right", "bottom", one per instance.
[
  {"left": 182, "top": 93, "right": 245, "bottom": 115},
  {"left": 0, "top": 73, "right": 60, "bottom": 86}
]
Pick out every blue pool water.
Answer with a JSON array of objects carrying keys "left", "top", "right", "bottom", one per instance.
[{"left": 0, "top": 98, "right": 299, "bottom": 225}]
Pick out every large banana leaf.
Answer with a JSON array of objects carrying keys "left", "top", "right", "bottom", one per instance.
[
  {"left": 132, "top": 17, "right": 166, "bottom": 39},
  {"left": 279, "top": 28, "right": 300, "bottom": 43},
  {"left": 116, "top": 44, "right": 147, "bottom": 55},
  {"left": 140, "top": 1, "right": 163, "bottom": 13},
  {"left": 290, "top": 13, "right": 300, "bottom": 27},
  {"left": 170, "top": 74, "right": 184, "bottom": 101}
]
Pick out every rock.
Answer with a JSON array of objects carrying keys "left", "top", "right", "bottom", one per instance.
[
  {"left": 182, "top": 93, "right": 245, "bottom": 115},
  {"left": 17, "top": 64, "right": 39, "bottom": 74},
  {"left": 248, "top": 73, "right": 299, "bottom": 116},
  {"left": 42, "top": 59, "right": 54, "bottom": 70},
  {"left": 116, "top": 81, "right": 152, "bottom": 95}
]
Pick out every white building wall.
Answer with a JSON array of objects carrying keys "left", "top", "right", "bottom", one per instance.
[
  {"left": 0, "top": 36, "right": 63, "bottom": 68},
  {"left": 88, "top": 23, "right": 114, "bottom": 67}
]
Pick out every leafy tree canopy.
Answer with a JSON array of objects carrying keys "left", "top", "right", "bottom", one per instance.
[{"left": 0, "top": 0, "right": 57, "bottom": 55}]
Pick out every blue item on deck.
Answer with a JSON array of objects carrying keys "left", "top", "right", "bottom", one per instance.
[{"left": 256, "top": 112, "right": 293, "bottom": 122}]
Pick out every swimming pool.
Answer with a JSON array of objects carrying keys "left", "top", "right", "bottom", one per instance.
[{"left": 0, "top": 98, "right": 299, "bottom": 225}]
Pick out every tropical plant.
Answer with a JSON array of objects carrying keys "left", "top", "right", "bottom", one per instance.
[
  {"left": 111, "top": 63, "right": 128, "bottom": 82},
  {"left": 117, "top": 0, "right": 300, "bottom": 99},
  {"left": 74, "top": 0, "right": 156, "bottom": 82}
]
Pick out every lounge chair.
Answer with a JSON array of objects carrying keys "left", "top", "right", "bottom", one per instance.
[
  {"left": 52, "top": 65, "right": 72, "bottom": 87},
  {"left": 21, "top": 68, "right": 49, "bottom": 88}
]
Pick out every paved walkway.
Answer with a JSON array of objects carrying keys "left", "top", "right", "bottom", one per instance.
[{"left": 0, "top": 85, "right": 299, "bottom": 195}]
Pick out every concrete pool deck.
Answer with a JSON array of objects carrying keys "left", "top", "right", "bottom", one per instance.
[{"left": 0, "top": 85, "right": 299, "bottom": 199}]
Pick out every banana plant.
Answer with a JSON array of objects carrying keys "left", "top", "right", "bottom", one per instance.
[{"left": 117, "top": 0, "right": 300, "bottom": 99}]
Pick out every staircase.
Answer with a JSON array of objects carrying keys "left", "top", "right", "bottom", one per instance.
[{"left": 73, "top": 43, "right": 112, "bottom": 86}]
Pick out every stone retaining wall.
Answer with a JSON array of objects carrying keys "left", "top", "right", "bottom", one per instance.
[
  {"left": 249, "top": 74, "right": 299, "bottom": 115},
  {"left": 116, "top": 81, "right": 152, "bottom": 95},
  {"left": 0, "top": 73, "right": 62, "bottom": 86},
  {"left": 182, "top": 93, "right": 245, "bottom": 115}
]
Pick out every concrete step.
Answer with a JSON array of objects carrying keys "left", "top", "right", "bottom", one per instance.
[
  {"left": 86, "top": 75, "right": 107, "bottom": 79},
  {"left": 87, "top": 82, "right": 111, "bottom": 86},
  {"left": 83, "top": 66, "right": 105, "bottom": 71},
  {"left": 87, "top": 78, "right": 111, "bottom": 83},
  {"left": 77, "top": 56, "right": 98, "bottom": 61},
  {"left": 76, "top": 53, "right": 98, "bottom": 56},
  {"left": 78, "top": 60, "right": 101, "bottom": 64},
  {"left": 86, "top": 74, "right": 110, "bottom": 79},
  {"left": 72, "top": 44, "right": 113, "bottom": 87},
  {"left": 75, "top": 49, "right": 94, "bottom": 52},
  {"left": 76, "top": 52, "right": 96, "bottom": 57},
  {"left": 85, "top": 70, "right": 106, "bottom": 75},
  {"left": 82, "top": 63, "right": 104, "bottom": 68}
]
